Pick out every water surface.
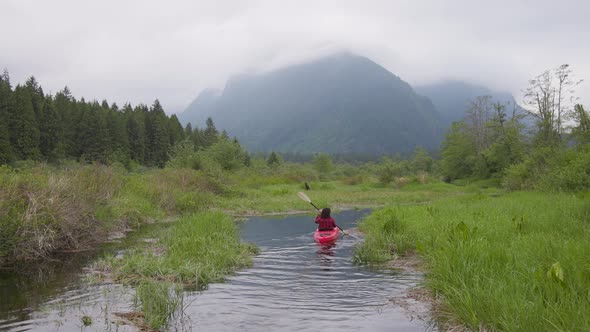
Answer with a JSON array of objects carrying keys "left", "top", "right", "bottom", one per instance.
[
  {"left": 172, "top": 209, "right": 430, "bottom": 331},
  {"left": 0, "top": 210, "right": 431, "bottom": 331}
]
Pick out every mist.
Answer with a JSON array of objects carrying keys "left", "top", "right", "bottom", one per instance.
[{"left": 1, "top": 0, "right": 589, "bottom": 113}]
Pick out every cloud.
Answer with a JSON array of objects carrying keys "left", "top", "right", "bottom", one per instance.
[{"left": 1, "top": 0, "right": 589, "bottom": 113}]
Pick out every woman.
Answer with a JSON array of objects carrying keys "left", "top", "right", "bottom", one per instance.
[{"left": 315, "top": 208, "right": 336, "bottom": 231}]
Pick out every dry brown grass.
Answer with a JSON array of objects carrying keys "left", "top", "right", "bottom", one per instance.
[
  {"left": 393, "top": 176, "right": 409, "bottom": 188},
  {"left": 0, "top": 164, "right": 123, "bottom": 263}
]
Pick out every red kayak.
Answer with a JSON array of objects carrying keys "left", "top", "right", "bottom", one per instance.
[{"left": 314, "top": 227, "right": 340, "bottom": 243}]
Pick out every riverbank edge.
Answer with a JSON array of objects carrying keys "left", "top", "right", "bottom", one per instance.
[{"left": 387, "top": 252, "right": 470, "bottom": 332}]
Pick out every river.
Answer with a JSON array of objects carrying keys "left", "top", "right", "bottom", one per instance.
[{"left": 0, "top": 209, "right": 432, "bottom": 331}]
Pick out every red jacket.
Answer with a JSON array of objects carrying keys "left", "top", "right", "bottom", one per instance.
[{"left": 315, "top": 216, "right": 336, "bottom": 230}]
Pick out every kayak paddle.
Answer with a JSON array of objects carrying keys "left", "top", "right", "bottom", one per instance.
[{"left": 297, "top": 192, "right": 358, "bottom": 239}]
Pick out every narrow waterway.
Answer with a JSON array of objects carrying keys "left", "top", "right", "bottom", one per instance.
[
  {"left": 0, "top": 210, "right": 431, "bottom": 331},
  {"left": 171, "top": 209, "right": 430, "bottom": 331}
]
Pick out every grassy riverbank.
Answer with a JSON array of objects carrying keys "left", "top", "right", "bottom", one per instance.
[
  {"left": 6, "top": 160, "right": 588, "bottom": 330},
  {"left": 0, "top": 161, "right": 448, "bottom": 329},
  {"left": 355, "top": 191, "right": 590, "bottom": 331},
  {"left": 0, "top": 161, "right": 444, "bottom": 264},
  {"left": 95, "top": 212, "right": 258, "bottom": 329},
  {"left": 98, "top": 212, "right": 257, "bottom": 287}
]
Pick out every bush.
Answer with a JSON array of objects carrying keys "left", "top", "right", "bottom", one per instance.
[
  {"left": 502, "top": 146, "right": 590, "bottom": 192},
  {"left": 502, "top": 147, "right": 555, "bottom": 191},
  {"left": 377, "top": 157, "right": 403, "bottom": 184},
  {"left": 502, "top": 162, "right": 534, "bottom": 191},
  {"left": 312, "top": 153, "right": 333, "bottom": 177},
  {"left": 539, "top": 146, "right": 590, "bottom": 191},
  {"left": 166, "top": 140, "right": 199, "bottom": 169},
  {"left": 199, "top": 139, "right": 247, "bottom": 172}
]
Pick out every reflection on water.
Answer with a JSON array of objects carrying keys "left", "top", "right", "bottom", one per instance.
[
  {"left": 0, "top": 223, "right": 167, "bottom": 332},
  {"left": 170, "top": 209, "right": 430, "bottom": 331},
  {"left": 0, "top": 209, "right": 432, "bottom": 332},
  {"left": 317, "top": 243, "right": 336, "bottom": 269}
]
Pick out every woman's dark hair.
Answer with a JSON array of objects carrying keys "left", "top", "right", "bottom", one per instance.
[{"left": 321, "top": 208, "right": 331, "bottom": 219}]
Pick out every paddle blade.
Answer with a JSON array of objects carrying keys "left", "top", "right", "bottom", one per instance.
[{"left": 297, "top": 192, "right": 312, "bottom": 203}]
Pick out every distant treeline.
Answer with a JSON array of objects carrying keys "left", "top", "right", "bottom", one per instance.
[
  {"left": 254, "top": 151, "right": 422, "bottom": 163},
  {"left": 0, "top": 70, "right": 227, "bottom": 167}
]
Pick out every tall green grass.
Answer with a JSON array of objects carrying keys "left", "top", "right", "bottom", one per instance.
[
  {"left": 355, "top": 191, "right": 590, "bottom": 331},
  {"left": 106, "top": 211, "right": 257, "bottom": 287},
  {"left": 100, "top": 211, "right": 257, "bottom": 328},
  {"left": 134, "top": 280, "right": 184, "bottom": 330}
]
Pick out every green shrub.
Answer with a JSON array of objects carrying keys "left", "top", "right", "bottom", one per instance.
[
  {"left": 503, "top": 146, "right": 590, "bottom": 192},
  {"left": 198, "top": 139, "right": 247, "bottom": 172},
  {"left": 538, "top": 147, "right": 590, "bottom": 191},
  {"left": 377, "top": 157, "right": 403, "bottom": 184},
  {"left": 166, "top": 140, "right": 200, "bottom": 169}
]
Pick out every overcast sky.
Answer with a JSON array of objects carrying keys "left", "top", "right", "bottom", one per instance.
[{"left": 1, "top": 0, "right": 589, "bottom": 113}]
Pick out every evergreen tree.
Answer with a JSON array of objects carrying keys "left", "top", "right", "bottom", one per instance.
[
  {"left": 39, "top": 96, "right": 64, "bottom": 161},
  {"left": 10, "top": 85, "right": 40, "bottom": 159},
  {"left": 127, "top": 104, "right": 147, "bottom": 163},
  {"left": 0, "top": 72, "right": 222, "bottom": 168},
  {"left": 267, "top": 151, "right": 281, "bottom": 167},
  {"left": 24, "top": 76, "right": 45, "bottom": 123},
  {"left": 184, "top": 123, "right": 193, "bottom": 136},
  {"left": 168, "top": 114, "right": 184, "bottom": 146},
  {"left": 145, "top": 100, "right": 170, "bottom": 167},
  {"left": 0, "top": 70, "right": 14, "bottom": 164},
  {"left": 99, "top": 101, "right": 113, "bottom": 158},
  {"left": 106, "top": 104, "right": 130, "bottom": 164},
  {"left": 203, "top": 117, "right": 218, "bottom": 147},
  {"left": 54, "top": 86, "right": 78, "bottom": 158},
  {"left": 77, "top": 101, "right": 109, "bottom": 163},
  {"left": 243, "top": 152, "right": 251, "bottom": 167},
  {"left": 190, "top": 126, "right": 205, "bottom": 149}
]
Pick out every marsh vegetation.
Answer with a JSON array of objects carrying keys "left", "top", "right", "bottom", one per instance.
[{"left": 1, "top": 65, "right": 590, "bottom": 330}]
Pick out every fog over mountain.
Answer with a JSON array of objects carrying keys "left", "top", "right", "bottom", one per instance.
[
  {"left": 415, "top": 81, "right": 515, "bottom": 127},
  {"left": 180, "top": 53, "right": 524, "bottom": 155},
  {"left": 180, "top": 53, "right": 448, "bottom": 154}
]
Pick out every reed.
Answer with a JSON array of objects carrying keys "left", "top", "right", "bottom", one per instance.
[{"left": 135, "top": 279, "right": 184, "bottom": 330}]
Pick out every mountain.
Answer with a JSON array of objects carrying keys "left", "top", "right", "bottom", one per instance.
[
  {"left": 179, "top": 53, "right": 443, "bottom": 155},
  {"left": 179, "top": 88, "right": 220, "bottom": 126},
  {"left": 415, "top": 80, "right": 515, "bottom": 126}
]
